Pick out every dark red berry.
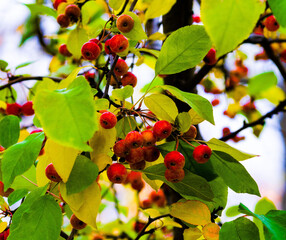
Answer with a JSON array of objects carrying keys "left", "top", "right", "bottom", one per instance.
[
  {"left": 107, "top": 163, "right": 128, "bottom": 183},
  {"left": 100, "top": 111, "right": 117, "bottom": 129},
  {"left": 193, "top": 145, "right": 212, "bottom": 164},
  {"left": 81, "top": 42, "right": 101, "bottom": 60}
]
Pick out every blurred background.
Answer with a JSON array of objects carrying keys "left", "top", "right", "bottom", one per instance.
[{"left": 0, "top": 0, "right": 285, "bottom": 225}]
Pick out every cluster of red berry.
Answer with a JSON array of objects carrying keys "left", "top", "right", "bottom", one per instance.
[
  {"left": 56, "top": 3, "right": 81, "bottom": 28},
  {"left": 5, "top": 101, "right": 34, "bottom": 116}
]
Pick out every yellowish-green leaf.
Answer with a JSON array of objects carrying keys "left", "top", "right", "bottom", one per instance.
[
  {"left": 36, "top": 154, "right": 51, "bottom": 187},
  {"left": 207, "top": 138, "right": 256, "bottom": 161},
  {"left": 121, "top": 12, "right": 147, "bottom": 41},
  {"left": 201, "top": 0, "right": 265, "bottom": 57},
  {"left": 109, "top": 0, "right": 124, "bottom": 10},
  {"left": 67, "top": 27, "right": 89, "bottom": 59},
  {"left": 91, "top": 153, "right": 112, "bottom": 172},
  {"left": 45, "top": 139, "right": 79, "bottom": 183},
  {"left": 64, "top": 181, "right": 101, "bottom": 228},
  {"left": 34, "top": 77, "right": 97, "bottom": 151},
  {"left": 170, "top": 200, "right": 211, "bottom": 226},
  {"left": 175, "top": 112, "right": 192, "bottom": 133},
  {"left": 188, "top": 109, "right": 204, "bottom": 125},
  {"left": 144, "top": 94, "right": 178, "bottom": 123},
  {"left": 183, "top": 227, "right": 202, "bottom": 240},
  {"left": 145, "top": 0, "right": 176, "bottom": 20},
  {"left": 259, "top": 86, "right": 285, "bottom": 105}
]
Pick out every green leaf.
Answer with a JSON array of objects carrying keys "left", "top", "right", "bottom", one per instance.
[
  {"left": 141, "top": 77, "right": 164, "bottom": 93},
  {"left": 254, "top": 198, "right": 276, "bottom": 240},
  {"left": 15, "top": 61, "right": 34, "bottom": 70},
  {"left": 25, "top": 4, "right": 57, "bottom": 18},
  {"left": 2, "top": 132, "right": 45, "bottom": 190},
  {"left": 210, "top": 151, "right": 260, "bottom": 196},
  {"left": 111, "top": 85, "right": 134, "bottom": 101},
  {"left": 144, "top": 94, "right": 178, "bottom": 123},
  {"left": 175, "top": 112, "right": 191, "bottom": 133},
  {"left": 0, "top": 87, "right": 17, "bottom": 103},
  {"left": 121, "top": 12, "right": 147, "bottom": 41},
  {"left": 248, "top": 72, "right": 278, "bottom": 96},
  {"left": 109, "top": 0, "right": 125, "bottom": 10},
  {"left": 155, "top": 25, "right": 212, "bottom": 75},
  {"left": 0, "top": 60, "right": 8, "bottom": 72},
  {"left": 115, "top": 116, "right": 137, "bottom": 139},
  {"left": 8, "top": 188, "right": 29, "bottom": 205},
  {"left": 0, "top": 115, "right": 20, "bottom": 148},
  {"left": 81, "top": 1, "right": 104, "bottom": 25},
  {"left": 9, "top": 186, "right": 48, "bottom": 227},
  {"left": 66, "top": 155, "right": 99, "bottom": 195},
  {"left": 159, "top": 85, "right": 214, "bottom": 124},
  {"left": 11, "top": 165, "right": 38, "bottom": 191},
  {"left": 94, "top": 98, "right": 109, "bottom": 110},
  {"left": 225, "top": 206, "right": 241, "bottom": 217},
  {"left": 207, "top": 138, "right": 256, "bottom": 161},
  {"left": 268, "top": 0, "right": 286, "bottom": 28},
  {"left": 239, "top": 204, "right": 286, "bottom": 240},
  {"left": 219, "top": 217, "right": 260, "bottom": 240},
  {"left": 143, "top": 164, "right": 214, "bottom": 201},
  {"left": 145, "top": 0, "right": 176, "bottom": 20},
  {"left": 67, "top": 27, "right": 89, "bottom": 59},
  {"left": 34, "top": 76, "right": 97, "bottom": 151},
  {"left": 201, "top": 0, "right": 265, "bottom": 57},
  {"left": 9, "top": 195, "right": 62, "bottom": 240}
]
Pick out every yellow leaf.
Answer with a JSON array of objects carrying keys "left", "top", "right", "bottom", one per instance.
[
  {"left": 92, "top": 153, "right": 112, "bottom": 172},
  {"left": 60, "top": 182, "right": 85, "bottom": 211},
  {"left": 227, "top": 85, "right": 247, "bottom": 102},
  {"left": 145, "top": 0, "right": 176, "bottom": 20},
  {"left": 90, "top": 119, "right": 116, "bottom": 162},
  {"left": 66, "top": 181, "right": 101, "bottom": 229},
  {"left": 163, "top": 219, "right": 182, "bottom": 228},
  {"left": 45, "top": 139, "right": 79, "bottom": 182},
  {"left": 183, "top": 227, "right": 203, "bottom": 240},
  {"left": 170, "top": 200, "right": 211, "bottom": 226},
  {"left": 148, "top": 32, "right": 166, "bottom": 41},
  {"left": 202, "top": 222, "right": 220, "bottom": 240},
  {"left": 0, "top": 101, "right": 6, "bottom": 110},
  {"left": 49, "top": 56, "right": 63, "bottom": 73},
  {"left": 143, "top": 208, "right": 161, "bottom": 218},
  {"left": 189, "top": 109, "right": 204, "bottom": 125},
  {"left": 36, "top": 154, "right": 51, "bottom": 187},
  {"left": 18, "top": 129, "right": 30, "bottom": 142},
  {"left": 259, "top": 86, "right": 285, "bottom": 105},
  {"left": 0, "top": 222, "right": 7, "bottom": 233}
]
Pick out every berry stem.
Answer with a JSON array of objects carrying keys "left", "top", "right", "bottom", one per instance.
[{"left": 180, "top": 137, "right": 196, "bottom": 148}]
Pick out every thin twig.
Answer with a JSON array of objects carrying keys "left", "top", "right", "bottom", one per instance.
[
  {"left": 129, "top": 0, "right": 138, "bottom": 11},
  {"left": 118, "top": 0, "right": 129, "bottom": 15},
  {"left": 220, "top": 99, "right": 286, "bottom": 141},
  {"left": 103, "top": 55, "right": 119, "bottom": 98}
]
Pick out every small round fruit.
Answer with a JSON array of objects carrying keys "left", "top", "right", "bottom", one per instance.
[
  {"left": 211, "top": 99, "right": 220, "bottom": 106},
  {"left": 125, "top": 131, "right": 144, "bottom": 149},
  {"left": 107, "top": 163, "right": 128, "bottom": 183},
  {"left": 133, "top": 221, "right": 145, "bottom": 233},
  {"left": 116, "top": 14, "right": 135, "bottom": 33},
  {"left": 59, "top": 44, "right": 72, "bottom": 57},
  {"left": 65, "top": 4, "right": 81, "bottom": 23},
  {"left": 202, "top": 222, "right": 220, "bottom": 240},
  {"left": 204, "top": 48, "right": 217, "bottom": 65},
  {"left": 0, "top": 181, "right": 14, "bottom": 197},
  {"left": 45, "top": 163, "right": 62, "bottom": 182},
  {"left": 192, "top": 15, "right": 201, "bottom": 23},
  {"left": 130, "top": 160, "right": 146, "bottom": 170},
  {"left": 114, "top": 59, "right": 129, "bottom": 76},
  {"left": 84, "top": 71, "right": 95, "bottom": 82},
  {"left": 21, "top": 101, "right": 34, "bottom": 116},
  {"left": 193, "top": 145, "right": 212, "bottom": 164},
  {"left": 141, "top": 199, "right": 152, "bottom": 209},
  {"left": 164, "top": 151, "right": 185, "bottom": 170},
  {"left": 89, "top": 38, "right": 103, "bottom": 50},
  {"left": 121, "top": 72, "right": 137, "bottom": 87},
  {"left": 109, "top": 34, "right": 129, "bottom": 53},
  {"left": 149, "top": 189, "right": 166, "bottom": 207},
  {"left": 143, "top": 146, "right": 160, "bottom": 162},
  {"left": 81, "top": 42, "right": 101, "bottom": 60},
  {"left": 141, "top": 130, "right": 156, "bottom": 147},
  {"left": 125, "top": 147, "right": 145, "bottom": 164},
  {"left": 57, "top": 14, "right": 70, "bottom": 28},
  {"left": 153, "top": 120, "right": 172, "bottom": 141},
  {"left": 165, "top": 168, "right": 185, "bottom": 183},
  {"left": 280, "top": 49, "right": 286, "bottom": 63},
  {"left": 125, "top": 171, "right": 142, "bottom": 184},
  {"left": 131, "top": 179, "right": 144, "bottom": 191},
  {"left": 183, "top": 125, "right": 197, "bottom": 140},
  {"left": 6, "top": 103, "right": 22, "bottom": 116},
  {"left": 113, "top": 140, "right": 129, "bottom": 158},
  {"left": 70, "top": 214, "right": 87, "bottom": 230},
  {"left": 264, "top": 15, "right": 279, "bottom": 32},
  {"left": 53, "top": 0, "right": 67, "bottom": 10},
  {"left": 104, "top": 39, "right": 115, "bottom": 55},
  {"left": 100, "top": 111, "right": 117, "bottom": 129}
]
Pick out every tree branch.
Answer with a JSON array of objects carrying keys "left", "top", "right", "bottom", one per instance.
[
  {"left": 134, "top": 214, "right": 173, "bottom": 240},
  {"left": 0, "top": 76, "right": 62, "bottom": 91},
  {"left": 220, "top": 99, "right": 286, "bottom": 141}
]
